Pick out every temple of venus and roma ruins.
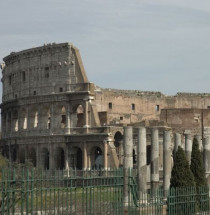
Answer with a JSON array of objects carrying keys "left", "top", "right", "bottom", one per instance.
[{"left": 1, "top": 42, "right": 210, "bottom": 189}]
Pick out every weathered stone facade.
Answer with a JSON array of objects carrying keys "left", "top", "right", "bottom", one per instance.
[{"left": 1, "top": 42, "right": 210, "bottom": 172}]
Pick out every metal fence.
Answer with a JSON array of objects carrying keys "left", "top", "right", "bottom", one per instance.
[
  {"left": 0, "top": 168, "right": 210, "bottom": 215},
  {"left": 0, "top": 168, "right": 124, "bottom": 215},
  {"left": 167, "top": 186, "right": 210, "bottom": 215}
]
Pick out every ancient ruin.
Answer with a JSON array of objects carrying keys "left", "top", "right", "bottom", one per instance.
[{"left": 1, "top": 42, "right": 210, "bottom": 186}]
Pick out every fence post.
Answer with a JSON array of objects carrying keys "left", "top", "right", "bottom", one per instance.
[{"left": 123, "top": 126, "right": 133, "bottom": 214}]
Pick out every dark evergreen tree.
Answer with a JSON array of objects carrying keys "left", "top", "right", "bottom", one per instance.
[
  {"left": 190, "top": 138, "right": 207, "bottom": 189},
  {"left": 169, "top": 147, "right": 196, "bottom": 215},
  {"left": 190, "top": 138, "right": 208, "bottom": 212},
  {"left": 170, "top": 146, "right": 195, "bottom": 188}
]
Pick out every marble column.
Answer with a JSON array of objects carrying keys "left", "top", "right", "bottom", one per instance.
[
  {"left": 104, "top": 140, "right": 108, "bottom": 170},
  {"left": 204, "top": 136, "right": 210, "bottom": 185},
  {"left": 137, "top": 127, "right": 147, "bottom": 193},
  {"left": 83, "top": 142, "right": 88, "bottom": 170},
  {"left": 185, "top": 134, "right": 192, "bottom": 164},
  {"left": 84, "top": 100, "right": 89, "bottom": 127},
  {"left": 163, "top": 130, "right": 171, "bottom": 196},
  {"left": 66, "top": 103, "right": 71, "bottom": 134},
  {"left": 123, "top": 126, "right": 133, "bottom": 206},
  {"left": 195, "top": 135, "right": 203, "bottom": 151},
  {"left": 151, "top": 128, "right": 159, "bottom": 190}
]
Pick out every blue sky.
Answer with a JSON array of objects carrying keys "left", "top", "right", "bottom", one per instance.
[{"left": 1, "top": 0, "right": 210, "bottom": 96}]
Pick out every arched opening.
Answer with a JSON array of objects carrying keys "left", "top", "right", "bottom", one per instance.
[
  {"left": 61, "top": 106, "right": 66, "bottom": 128},
  {"left": 34, "top": 111, "right": 38, "bottom": 128},
  {"left": 11, "top": 148, "right": 17, "bottom": 162},
  {"left": 41, "top": 148, "right": 49, "bottom": 169},
  {"left": 28, "top": 148, "right": 36, "bottom": 167},
  {"left": 55, "top": 147, "right": 65, "bottom": 170},
  {"left": 70, "top": 147, "right": 83, "bottom": 170},
  {"left": 133, "top": 149, "right": 137, "bottom": 167},
  {"left": 91, "top": 146, "right": 103, "bottom": 169},
  {"left": 71, "top": 104, "right": 84, "bottom": 127},
  {"left": 76, "top": 105, "right": 84, "bottom": 127},
  {"left": 47, "top": 109, "right": 51, "bottom": 129},
  {"left": 21, "top": 108, "right": 27, "bottom": 130},
  {"left": 19, "top": 149, "right": 25, "bottom": 164},
  {"left": 8, "top": 112, "right": 12, "bottom": 132},
  {"left": 12, "top": 110, "right": 18, "bottom": 132},
  {"left": 114, "top": 131, "right": 123, "bottom": 164}
]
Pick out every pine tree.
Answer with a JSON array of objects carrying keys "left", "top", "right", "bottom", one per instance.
[
  {"left": 190, "top": 138, "right": 207, "bottom": 189},
  {"left": 170, "top": 146, "right": 195, "bottom": 188}
]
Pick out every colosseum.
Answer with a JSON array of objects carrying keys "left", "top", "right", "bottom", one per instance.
[{"left": 1, "top": 42, "right": 210, "bottom": 172}]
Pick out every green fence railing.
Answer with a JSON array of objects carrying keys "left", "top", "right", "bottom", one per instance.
[
  {"left": 167, "top": 186, "right": 210, "bottom": 215},
  {"left": 0, "top": 168, "right": 124, "bottom": 215},
  {"left": 1, "top": 168, "right": 210, "bottom": 215}
]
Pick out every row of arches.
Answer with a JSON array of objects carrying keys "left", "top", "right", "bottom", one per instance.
[
  {"left": 2, "top": 103, "right": 88, "bottom": 136},
  {"left": 9, "top": 145, "right": 103, "bottom": 170}
]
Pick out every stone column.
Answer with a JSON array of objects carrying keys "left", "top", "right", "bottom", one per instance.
[
  {"left": 174, "top": 133, "right": 181, "bottom": 153},
  {"left": 50, "top": 103, "right": 54, "bottom": 134},
  {"left": 49, "top": 145, "right": 54, "bottom": 170},
  {"left": 185, "top": 134, "right": 192, "bottom": 164},
  {"left": 84, "top": 100, "right": 89, "bottom": 127},
  {"left": 65, "top": 147, "right": 69, "bottom": 171},
  {"left": 104, "top": 140, "right": 108, "bottom": 170},
  {"left": 195, "top": 135, "right": 203, "bottom": 151},
  {"left": 151, "top": 127, "right": 159, "bottom": 191},
  {"left": 137, "top": 127, "right": 147, "bottom": 193},
  {"left": 66, "top": 103, "right": 71, "bottom": 134},
  {"left": 204, "top": 136, "right": 210, "bottom": 185},
  {"left": 27, "top": 105, "right": 30, "bottom": 130},
  {"left": 37, "top": 104, "right": 42, "bottom": 130},
  {"left": 163, "top": 130, "right": 171, "bottom": 196},
  {"left": 83, "top": 142, "right": 88, "bottom": 170},
  {"left": 123, "top": 126, "right": 133, "bottom": 207}
]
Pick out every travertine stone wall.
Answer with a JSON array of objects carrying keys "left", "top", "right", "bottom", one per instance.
[{"left": 2, "top": 43, "right": 88, "bottom": 102}]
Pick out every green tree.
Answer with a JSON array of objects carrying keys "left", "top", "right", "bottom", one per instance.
[
  {"left": 190, "top": 138, "right": 207, "bottom": 189},
  {"left": 190, "top": 138, "right": 208, "bottom": 212},
  {"left": 170, "top": 146, "right": 195, "bottom": 188},
  {"left": 169, "top": 147, "right": 196, "bottom": 215}
]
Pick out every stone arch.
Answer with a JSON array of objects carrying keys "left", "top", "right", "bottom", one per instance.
[
  {"left": 55, "top": 147, "right": 65, "bottom": 170},
  {"left": 42, "top": 106, "right": 51, "bottom": 129},
  {"left": 20, "top": 108, "right": 27, "bottom": 129},
  {"left": 70, "top": 147, "right": 83, "bottom": 170},
  {"left": 71, "top": 104, "right": 84, "bottom": 127},
  {"left": 60, "top": 106, "right": 66, "bottom": 128},
  {"left": 29, "top": 106, "right": 38, "bottom": 128},
  {"left": 90, "top": 146, "right": 103, "bottom": 169},
  {"left": 28, "top": 148, "right": 36, "bottom": 167},
  {"left": 12, "top": 110, "right": 18, "bottom": 132},
  {"left": 7, "top": 111, "right": 12, "bottom": 132},
  {"left": 41, "top": 147, "right": 49, "bottom": 169},
  {"left": 19, "top": 149, "right": 25, "bottom": 164},
  {"left": 11, "top": 147, "right": 17, "bottom": 162},
  {"left": 114, "top": 131, "right": 123, "bottom": 163}
]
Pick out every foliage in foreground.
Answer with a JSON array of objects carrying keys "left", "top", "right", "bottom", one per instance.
[
  {"left": 190, "top": 138, "right": 207, "bottom": 189},
  {"left": 170, "top": 146, "right": 195, "bottom": 188}
]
